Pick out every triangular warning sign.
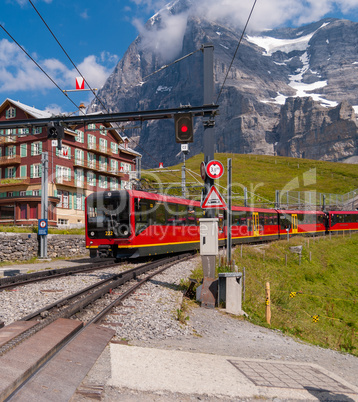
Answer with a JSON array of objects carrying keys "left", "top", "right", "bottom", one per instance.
[
  {"left": 76, "top": 77, "right": 85, "bottom": 90},
  {"left": 201, "top": 186, "right": 226, "bottom": 209}
]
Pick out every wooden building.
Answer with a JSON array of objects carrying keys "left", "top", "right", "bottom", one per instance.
[{"left": 0, "top": 99, "right": 141, "bottom": 227}]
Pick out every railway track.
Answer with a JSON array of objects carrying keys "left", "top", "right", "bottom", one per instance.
[
  {"left": 0, "top": 252, "right": 195, "bottom": 401},
  {"left": 0, "top": 259, "right": 123, "bottom": 291}
]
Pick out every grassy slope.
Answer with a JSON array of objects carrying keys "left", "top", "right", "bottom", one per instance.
[
  {"left": 235, "top": 234, "right": 358, "bottom": 356},
  {"left": 154, "top": 153, "right": 358, "bottom": 202}
]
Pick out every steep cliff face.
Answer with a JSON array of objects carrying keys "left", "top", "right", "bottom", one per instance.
[
  {"left": 275, "top": 98, "right": 358, "bottom": 161},
  {"left": 88, "top": 5, "right": 358, "bottom": 167}
]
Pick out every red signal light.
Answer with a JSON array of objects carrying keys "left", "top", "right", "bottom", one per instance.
[{"left": 181, "top": 125, "right": 188, "bottom": 133}]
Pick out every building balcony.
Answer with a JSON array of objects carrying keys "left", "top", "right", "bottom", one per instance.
[
  {"left": 0, "top": 155, "right": 21, "bottom": 166},
  {"left": 55, "top": 177, "right": 76, "bottom": 187},
  {"left": 87, "top": 143, "right": 109, "bottom": 156},
  {"left": 0, "top": 136, "right": 16, "bottom": 144},
  {"left": 0, "top": 177, "right": 30, "bottom": 187}
]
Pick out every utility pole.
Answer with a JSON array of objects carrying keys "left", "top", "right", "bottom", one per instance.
[
  {"left": 181, "top": 144, "right": 189, "bottom": 198},
  {"left": 202, "top": 44, "right": 215, "bottom": 217},
  {"left": 40, "top": 152, "right": 48, "bottom": 258},
  {"left": 227, "top": 158, "right": 232, "bottom": 266}
]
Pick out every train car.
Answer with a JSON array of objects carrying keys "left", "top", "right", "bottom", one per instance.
[
  {"left": 226, "top": 206, "right": 280, "bottom": 244},
  {"left": 277, "top": 209, "right": 327, "bottom": 239},
  {"left": 327, "top": 211, "right": 358, "bottom": 234},
  {"left": 86, "top": 190, "right": 202, "bottom": 259}
]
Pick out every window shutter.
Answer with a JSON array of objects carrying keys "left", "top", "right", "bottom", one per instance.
[
  {"left": 69, "top": 193, "right": 72, "bottom": 209},
  {"left": 39, "top": 142, "right": 42, "bottom": 153},
  {"left": 31, "top": 143, "right": 34, "bottom": 156},
  {"left": 74, "top": 194, "right": 77, "bottom": 210},
  {"left": 4, "top": 168, "right": 8, "bottom": 178},
  {"left": 67, "top": 168, "right": 71, "bottom": 179},
  {"left": 20, "top": 165, "right": 27, "bottom": 178},
  {"left": 30, "top": 165, "right": 34, "bottom": 178},
  {"left": 20, "top": 144, "right": 27, "bottom": 157},
  {"left": 67, "top": 147, "right": 71, "bottom": 159},
  {"left": 54, "top": 190, "right": 58, "bottom": 197},
  {"left": 82, "top": 195, "right": 85, "bottom": 211}
]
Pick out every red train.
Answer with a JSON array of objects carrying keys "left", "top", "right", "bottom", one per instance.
[{"left": 85, "top": 190, "right": 358, "bottom": 260}]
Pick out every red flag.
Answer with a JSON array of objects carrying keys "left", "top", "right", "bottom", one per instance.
[{"left": 76, "top": 77, "right": 85, "bottom": 90}]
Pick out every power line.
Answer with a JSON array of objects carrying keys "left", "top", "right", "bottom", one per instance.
[
  {"left": 28, "top": 0, "right": 108, "bottom": 114},
  {"left": 0, "top": 24, "right": 81, "bottom": 113},
  {"left": 216, "top": 0, "right": 258, "bottom": 104}
]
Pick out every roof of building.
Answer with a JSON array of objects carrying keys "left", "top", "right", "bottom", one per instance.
[{"left": 2, "top": 98, "right": 54, "bottom": 119}]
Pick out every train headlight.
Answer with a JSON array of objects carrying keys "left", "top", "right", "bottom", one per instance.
[
  {"left": 123, "top": 230, "right": 129, "bottom": 236},
  {"left": 90, "top": 231, "right": 95, "bottom": 237}
]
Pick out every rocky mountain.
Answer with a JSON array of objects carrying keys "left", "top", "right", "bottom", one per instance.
[{"left": 88, "top": 2, "right": 358, "bottom": 167}]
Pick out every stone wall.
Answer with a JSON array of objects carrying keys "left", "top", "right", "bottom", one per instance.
[{"left": 0, "top": 233, "right": 88, "bottom": 262}]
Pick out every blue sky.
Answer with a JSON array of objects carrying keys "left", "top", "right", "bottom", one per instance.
[{"left": 1, "top": 0, "right": 358, "bottom": 115}]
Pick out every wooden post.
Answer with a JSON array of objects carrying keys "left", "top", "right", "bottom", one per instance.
[
  {"left": 285, "top": 254, "right": 287, "bottom": 266},
  {"left": 241, "top": 244, "right": 243, "bottom": 258},
  {"left": 265, "top": 282, "right": 271, "bottom": 325},
  {"left": 309, "top": 251, "right": 312, "bottom": 262}
]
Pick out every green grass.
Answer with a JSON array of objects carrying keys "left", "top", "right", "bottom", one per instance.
[
  {"left": 0, "top": 225, "right": 85, "bottom": 235},
  {"left": 143, "top": 153, "right": 358, "bottom": 203},
  {"left": 236, "top": 233, "right": 358, "bottom": 356}
]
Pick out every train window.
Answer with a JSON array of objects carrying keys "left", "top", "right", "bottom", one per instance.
[
  {"left": 155, "top": 203, "right": 166, "bottom": 225},
  {"left": 166, "top": 203, "right": 178, "bottom": 225},
  {"left": 187, "top": 207, "right": 196, "bottom": 226},
  {"left": 234, "top": 211, "right": 247, "bottom": 226},
  {"left": 177, "top": 204, "right": 188, "bottom": 225},
  {"left": 195, "top": 207, "right": 204, "bottom": 225},
  {"left": 259, "top": 214, "right": 265, "bottom": 226},
  {"left": 135, "top": 199, "right": 151, "bottom": 234}
]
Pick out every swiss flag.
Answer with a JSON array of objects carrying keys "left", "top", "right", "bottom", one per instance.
[{"left": 76, "top": 77, "right": 85, "bottom": 90}]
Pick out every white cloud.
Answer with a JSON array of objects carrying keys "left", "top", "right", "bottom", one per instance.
[
  {"left": 0, "top": 39, "right": 116, "bottom": 93},
  {"left": 133, "top": 9, "right": 189, "bottom": 62}
]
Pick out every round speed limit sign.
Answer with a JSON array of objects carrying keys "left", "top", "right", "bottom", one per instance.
[
  {"left": 39, "top": 220, "right": 47, "bottom": 228},
  {"left": 206, "top": 160, "right": 224, "bottom": 179}
]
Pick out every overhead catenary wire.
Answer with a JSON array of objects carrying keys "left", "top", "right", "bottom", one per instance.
[
  {"left": 0, "top": 24, "right": 81, "bottom": 113},
  {"left": 28, "top": 0, "right": 198, "bottom": 181},
  {"left": 216, "top": 0, "right": 258, "bottom": 104},
  {"left": 28, "top": 0, "right": 107, "bottom": 114}
]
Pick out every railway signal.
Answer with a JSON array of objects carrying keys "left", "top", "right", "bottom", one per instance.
[
  {"left": 47, "top": 122, "right": 64, "bottom": 150},
  {"left": 175, "top": 113, "right": 193, "bottom": 143}
]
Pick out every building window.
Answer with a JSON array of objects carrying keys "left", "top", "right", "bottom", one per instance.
[
  {"left": 31, "top": 164, "right": 41, "bottom": 178},
  {"left": 87, "top": 171, "right": 96, "bottom": 187},
  {"left": 99, "top": 155, "right": 107, "bottom": 171},
  {"left": 57, "top": 190, "right": 69, "bottom": 208},
  {"left": 75, "top": 149, "right": 84, "bottom": 166},
  {"left": 18, "top": 128, "right": 29, "bottom": 136},
  {"left": 58, "top": 219, "right": 69, "bottom": 225},
  {"left": 88, "top": 123, "right": 96, "bottom": 130},
  {"left": 6, "top": 107, "right": 16, "bottom": 119},
  {"left": 31, "top": 142, "right": 42, "bottom": 156},
  {"left": 99, "top": 138, "right": 107, "bottom": 152},
  {"left": 7, "top": 191, "right": 13, "bottom": 197},
  {"left": 32, "top": 127, "right": 42, "bottom": 135},
  {"left": 87, "top": 152, "right": 96, "bottom": 169},
  {"left": 20, "top": 204, "right": 27, "bottom": 219},
  {"left": 5, "top": 129, "right": 16, "bottom": 142},
  {"left": 6, "top": 146, "right": 16, "bottom": 158},
  {"left": 56, "top": 166, "right": 71, "bottom": 182},
  {"left": 99, "top": 125, "right": 107, "bottom": 135},
  {"left": 20, "top": 191, "right": 26, "bottom": 196},
  {"left": 75, "top": 130, "right": 84, "bottom": 143},
  {"left": 121, "top": 180, "right": 131, "bottom": 190},
  {"left": 6, "top": 167, "right": 16, "bottom": 178},
  {"left": 110, "top": 177, "right": 118, "bottom": 190},
  {"left": 75, "top": 168, "right": 84, "bottom": 187},
  {"left": 88, "top": 134, "right": 96, "bottom": 150},
  {"left": 33, "top": 190, "right": 40, "bottom": 196},
  {"left": 111, "top": 142, "right": 118, "bottom": 154},
  {"left": 58, "top": 145, "right": 70, "bottom": 159},
  {"left": 75, "top": 193, "right": 82, "bottom": 210},
  {"left": 99, "top": 175, "right": 107, "bottom": 189}
]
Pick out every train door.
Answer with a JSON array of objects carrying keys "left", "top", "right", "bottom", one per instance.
[
  {"left": 253, "top": 212, "right": 259, "bottom": 236},
  {"left": 292, "top": 214, "right": 298, "bottom": 234}
]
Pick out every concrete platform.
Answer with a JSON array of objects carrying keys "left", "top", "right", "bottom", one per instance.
[
  {"left": 109, "top": 344, "right": 358, "bottom": 401},
  {"left": 0, "top": 318, "right": 83, "bottom": 401}
]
